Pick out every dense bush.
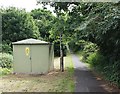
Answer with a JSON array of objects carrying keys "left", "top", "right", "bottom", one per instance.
[
  {"left": 0, "top": 67, "right": 12, "bottom": 76},
  {"left": 86, "top": 52, "right": 106, "bottom": 67},
  {"left": 86, "top": 52, "right": 120, "bottom": 87},
  {"left": 0, "top": 53, "right": 13, "bottom": 68},
  {"left": 82, "top": 42, "right": 98, "bottom": 60},
  {"left": 2, "top": 43, "right": 12, "bottom": 54},
  {"left": 70, "top": 40, "right": 98, "bottom": 61},
  {"left": 68, "top": 40, "right": 79, "bottom": 52},
  {"left": 69, "top": 40, "right": 98, "bottom": 54}
]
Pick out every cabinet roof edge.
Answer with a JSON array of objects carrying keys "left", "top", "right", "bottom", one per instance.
[{"left": 12, "top": 38, "right": 50, "bottom": 45}]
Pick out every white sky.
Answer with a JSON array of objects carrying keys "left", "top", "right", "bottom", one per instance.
[{"left": 0, "top": 0, "right": 54, "bottom": 12}]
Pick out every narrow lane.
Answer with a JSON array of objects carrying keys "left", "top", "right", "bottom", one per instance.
[{"left": 72, "top": 54, "right": 107, "bottom": 92}]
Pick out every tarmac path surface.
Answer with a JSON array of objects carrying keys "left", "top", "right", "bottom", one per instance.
[{"left": 72, "top": 54, "right": 108, "bottom": 92}]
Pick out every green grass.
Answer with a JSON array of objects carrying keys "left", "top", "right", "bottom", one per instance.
[
  {"left": 64, "top": 54, "right": 75, "bottom": 92},
  {"left": 53, "top": 53, "right": 75, "bottom": 92}
]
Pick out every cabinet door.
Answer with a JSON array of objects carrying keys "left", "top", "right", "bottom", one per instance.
[
  {"left": 30, "top": 45, "right": 49, "bottom": 74},
  {"left": 13, "top": 45, "right": 31, "bottom": 73}
]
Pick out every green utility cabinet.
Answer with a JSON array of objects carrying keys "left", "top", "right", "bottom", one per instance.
[{"left": 12, "top": 38, "right": 54, "bottom": 74}]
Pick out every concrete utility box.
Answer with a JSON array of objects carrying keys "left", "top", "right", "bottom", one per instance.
[{"left": 12, "top": 38, "right": 54, "bottom": 74}]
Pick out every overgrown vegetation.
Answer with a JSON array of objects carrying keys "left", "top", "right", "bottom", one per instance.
[
  {"left": 0, "top": 53, "right": 13, "bottom": 68},
  {"left": 86, "top": 52, "right": 120, "bottom": 87},
  {"left": 69, "top": 40, "right": 98, "bottom": 61},
  {"left": 0, "top": 67, "right": 12, "bottom": 76},
  {"left": 0, "top": 53, "right": 13, "bottom": 76}
]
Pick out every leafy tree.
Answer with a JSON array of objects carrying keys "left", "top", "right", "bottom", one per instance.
[
  {"left": 1, "top": 7, "right": 40, "bottom": 53},
  {"left": 31, "top": 9, "right": 55, "bottom": 41},
  {"left": 1, "top": 7, "right": 39, "bottom": 44},
  {"left": 78, "top": 3, "right": 120, "bottom": 60},
  {"left": 59, "top": 2, "right": 120, "bottom": 60}
]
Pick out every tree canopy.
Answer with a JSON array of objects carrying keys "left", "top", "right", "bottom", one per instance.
[
  {"left": 30, "top": 8, "right": 56, "bottom": 41},
  {"left": 1, "top": 7, "right": 39, "bottom": 44}
]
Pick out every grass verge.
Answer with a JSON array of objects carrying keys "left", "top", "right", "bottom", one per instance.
[
  {"left": 53, "top": 53, "right": 75, "bottom": 92},
  {"left": 61, "top": 54, "right": 74, "bottom": 92}
]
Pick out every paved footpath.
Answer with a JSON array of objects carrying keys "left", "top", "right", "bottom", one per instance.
[{"left": 72, "top": 54, "right": 108, "bottom": 92}]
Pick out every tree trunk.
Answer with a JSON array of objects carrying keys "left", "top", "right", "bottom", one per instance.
[{"left": 60, "top": 32, "right": 64, "bottom": 72}]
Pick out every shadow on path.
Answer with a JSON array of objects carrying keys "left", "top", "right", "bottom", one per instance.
[{"left": 72, "top": 54, "right": 108, "bottom": 92}]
